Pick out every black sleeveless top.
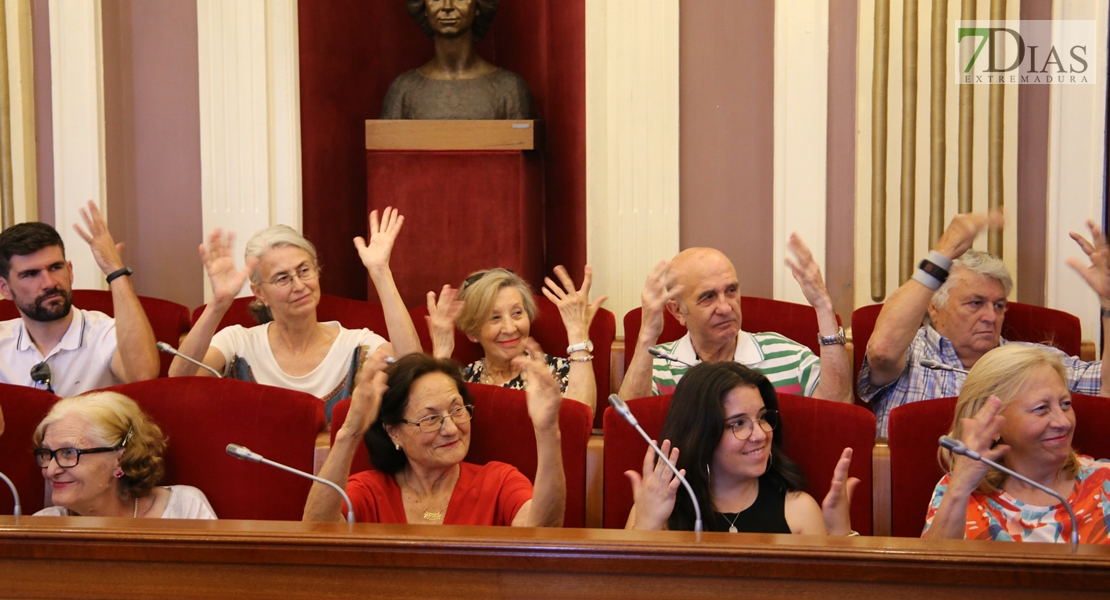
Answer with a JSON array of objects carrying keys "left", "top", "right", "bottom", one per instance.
[{"left": 708, "top": 477, "right": 791, "bottom": 534}]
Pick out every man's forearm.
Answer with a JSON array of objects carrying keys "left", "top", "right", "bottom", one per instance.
[
  {"left": 110, "top": 278, "right": 159, "bottom": 382},
  {"left": 618, "top": 341, "right": 654, "bottom": 400},
  {"left": 812, "top": 302, "right": 852, "bottom": 403}
]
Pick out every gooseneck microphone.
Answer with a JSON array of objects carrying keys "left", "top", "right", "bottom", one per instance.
[
  {"left": 0, "top": 471, "right": 21, "bottom": 516},
  {"left": 226, "top": 443, "right": 355, "bottom": 524},
  {"left": 158, "top": 342, "right": 223, "bottom": 378},
  {"left": 939, "top": 436, "right": 1078, "bottom": 551},
  {"left": 920, "top": 358, "right": 969, "bottom": 375},
  {"left": 648, "top": 347, "right": 695, "bottom": 367},
  {"left": 608, "top": 394, "right": 702, "bottom": 534}
]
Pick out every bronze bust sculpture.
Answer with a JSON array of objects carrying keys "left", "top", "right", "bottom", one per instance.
[{"left": 381, "top": 0, "right": 534, "bottom": 120}]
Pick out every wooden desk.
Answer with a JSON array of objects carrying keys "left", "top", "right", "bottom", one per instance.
[{"left": 1, "top": 517, "right": 1108, "bottom": 598}]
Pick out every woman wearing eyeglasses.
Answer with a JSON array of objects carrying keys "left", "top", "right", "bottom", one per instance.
[
  {"left": 32, "top": 391, "right": 215, "bottom": 519},
  {"left": 625, "top": 362, "right": 857, "bottom": 534},
  {"left": 304, "top": 344, "right": 565, "bottom": 526},
  {"left": 426, "top": 265, "right": 605, "bottom": 414},
  {"left": 170, "top": 208, "right": 421, "bottom": 418}
]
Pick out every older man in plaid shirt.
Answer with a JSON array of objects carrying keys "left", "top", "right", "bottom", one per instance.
[{"left": 859, "top": 213, "right": 1110, "bottom": 437}]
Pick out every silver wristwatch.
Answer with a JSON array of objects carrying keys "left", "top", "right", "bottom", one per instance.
[
  {"left": 817, "top": 327, "right": 847, "bottom": 346},
  {"left": 567, "top": 339, "right": 594, "bottom": 355}
]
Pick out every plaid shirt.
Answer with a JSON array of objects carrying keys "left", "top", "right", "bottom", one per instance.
[{"left": 858, "top": 325, "right": 1102, "bottom": 438}]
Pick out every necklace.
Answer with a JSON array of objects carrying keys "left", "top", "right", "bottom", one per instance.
[
  {"left": 478, "top": 361, "right": 516, "bottom": 387},
  {"left": 133, "top": 497, "right": 139, "bottom": 518},
  {"left": 720, "top": 510, "right": 742, "bottom": 533},
  {"left": 399, "top": 470, "right": 456, "bottom": 522}
]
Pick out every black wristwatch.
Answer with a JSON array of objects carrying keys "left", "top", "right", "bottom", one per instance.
[{"left": 106, "top": 266, "right": 133, "bottom": 284}]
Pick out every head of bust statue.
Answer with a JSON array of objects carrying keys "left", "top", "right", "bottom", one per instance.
[{"left": 406, "top": 0, "right": 499, "bottom": 43}]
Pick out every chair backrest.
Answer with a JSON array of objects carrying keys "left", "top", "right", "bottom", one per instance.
[
  {"left": 602, "top": 392, "right": 874, "bottom": 534},
  {"left": 888, "top": 392, "right": 1110, "bottom": 538},
  {"left": 108, "top": 378, "right": 325, "bottom": 521},
  {"left": 0, "top": 290, "right": 193, "bottom": 378},
  {"left": 411, "top": 295, "right": 616, "bottom": 428},
  {"left": 330, "top": 382, "right": 593, "bottom": 527},
  {"left": 0, "top": 384, "right": 59, "bottom": 515},
  {"left": 622, "top": 296, "right": 841, "bottom": 373},
  {"left": 192, "top": 293, "right": 388, "bottom": 335},
  {"left": 851, "top": 302, "right": 1083, "bottom": 403}
]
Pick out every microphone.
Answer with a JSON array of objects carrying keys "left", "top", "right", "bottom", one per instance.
[
  {"left": 158, "top": 342, "right": 223, "bottom": 378},
  {"left": 920, "top": 358, "right": 969, "bottom": 375},
  {"left": 939, "top": 436, "right": 1078, "bottom": 551},
  {"left": 608, "top": 394, "right": 702, "bottom": 534},
  {"left": 0, "top": 471, "right": 21, "bottom": 516},
  {"left": 226, "top": 443, "right": 355, "bottom": 524},
  {"left": 30, "top": 362, "right": 53, "bottom": 394},
  {"left": 648, "top": 347, "right": 695, "bottom": 367}
]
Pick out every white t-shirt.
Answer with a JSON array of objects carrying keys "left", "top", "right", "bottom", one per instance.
[
  {"left": 209, "top": 321, "right": 387, "bottom": 399},
  {"left": 34, "top": 485, "right": 218, "bottom": 519},
  {"left": 0, "top": 309, "right": 119, "bottom": 396}
]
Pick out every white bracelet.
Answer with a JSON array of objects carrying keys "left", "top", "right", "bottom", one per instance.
[{"left": 567, "top": 355, "right": 594, "bottom": 362}]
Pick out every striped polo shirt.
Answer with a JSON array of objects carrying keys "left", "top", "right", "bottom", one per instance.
[{"left": 651, "top": 331, "right": 820, "bottom": 396}]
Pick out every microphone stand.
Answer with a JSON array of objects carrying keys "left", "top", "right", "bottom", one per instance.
[
  {"left": 226, "top": 444, "right": 355, "bottom": 525},
  {"left": 0, "top": 472, "right": 21, "bottom": 517},
  {"left": 158, "top": 342, "right": 223, "bottom": 378},
  {"left": 608, "top": 394, "right": 702, "bottom": 536},
  {"left": 939, "top": 436, "right": 1078, "bottom": 552}
]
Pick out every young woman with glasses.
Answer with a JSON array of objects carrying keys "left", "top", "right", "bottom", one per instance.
[
  {"left": 169, "top": 208, "right": 422, "bottom": 419},
  {"left": 625, "top": 362, "right": 858, "bottom": 534}
]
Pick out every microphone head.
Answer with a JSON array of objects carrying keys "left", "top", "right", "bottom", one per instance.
[
  {"left": 156, "top": 341, "right": 173, "bottom": 353},
  {"left": 226, "top": 443, "right": 259, "bottom": 461},
  {"left": 938, "top": 435, "right": 961, "bottom": 451},
  {"left": 607, "top": 394, "right": 639, "bottom": 427},
  {"left": 919, "top": 358, "right": 941, "bottom": 369}
]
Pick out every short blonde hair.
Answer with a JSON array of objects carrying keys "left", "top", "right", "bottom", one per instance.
[
  {"left": 455, "top": 268, "right": 537, "bottom": 338},
  {"left": 33, "top": 391, "right": 167, "bottom": 500},
  {"left": 942, "top": 344, "right": 1078, "bottom": 493}
]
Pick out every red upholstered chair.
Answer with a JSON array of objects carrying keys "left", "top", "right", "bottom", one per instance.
[
  {"left": 108, "top": 378, "right": 325, "bottom": 521},
  {"left": 330, "top": 382, "right": 593, "bottom": 527},
  {"left": 851, "top": 302, "right": 1082, "bottom": 404},
  {"left": 602, "top": 392, "right": 875, "bottom": 534},
  {"left": 888, "top": 392, "right": 1110, "bottom": 538},
  {"left": 0, "top": 384, "right": 59, "bottom": 515},
  {"left": 192, "top": 293, "right": 388, "bottom": 335},
  {"left": 622, "top": 296, "right": 842, "bottom": 373},
  {"left": 411, "top": 296, "right": 617, "bottom": 428},
  {"left": 0, "top": 290, "right": 193, "bottom": 378}
]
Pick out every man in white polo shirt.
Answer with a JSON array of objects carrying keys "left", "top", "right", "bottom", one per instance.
[
  {"left": 0, "top": 201, "right": 159, "bottom": 396},
  {"left": 618, "top": 236, "right": 852, "bottom": 403}
]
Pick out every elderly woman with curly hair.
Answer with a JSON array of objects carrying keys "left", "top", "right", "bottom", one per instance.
[
  {"left": 32, "top": 391, "right": 215, "bottom": 519},
  {"left": 381, "top": 0, "right": 533, "bottom": 120}
]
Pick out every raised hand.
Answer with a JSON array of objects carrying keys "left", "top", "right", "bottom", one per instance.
[
  {"left": 199, "top": 229, "right": 256, "bottom": 306},
  {"left": 72, "top": 200, "right": 125, "bottom": 275},
  {"left": 354, "top": 206, "right": 404, "bottom": 274},
  {"left": 785, "top": 233, "right": 833, "bottom": 311},
  {"left": 512, "top": 338, "right": 561, "bottom": 433},
  {"left": 934, "top": 211, "right": 1004, "bottom": 260},
  {"left": 342, "top": 348, "right": 392, "bottom": 439},
  {"left": 542, "top": 265, "right": 608, "bottom": 343},
  {"left": 949, "top": 396, "right": 1009, "bottom": 490},
  {"left": 1066, "top": 220, "right": 1110, "bottom": 302},
  {"left": 820, "top": 447, "right": 860, "bottom": 536},
  {"left": 426, "top": 285, "right": 464, "bottom": 358},
  {"left": 625, "top": 440, "right": 682, "bottom": 530},
  {"left": 639, "top": 260, "right": 683, "bottom": 344}
]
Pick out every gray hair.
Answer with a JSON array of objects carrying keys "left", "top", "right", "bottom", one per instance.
[
  {"left": 243, "top": 225, "right": 319, "bottom": 325},
  {"left": 930, "top": 249, "right": 1012, "bottom": 312},
  {"left": 243, "top": 225, "right": 318, "bottom": 286}
]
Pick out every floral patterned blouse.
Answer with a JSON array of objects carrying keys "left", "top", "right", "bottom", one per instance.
[{"left": 463, "top": 353, "right": 571, "bottom": 394}]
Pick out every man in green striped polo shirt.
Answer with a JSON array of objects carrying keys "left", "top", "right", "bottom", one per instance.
[{"left": 618, "top": 239, "right": 851, "bottom": 403}]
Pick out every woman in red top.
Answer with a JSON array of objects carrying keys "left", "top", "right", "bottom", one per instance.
[{"left": 303, "top": 341, "right": 565, "bottom": 526}]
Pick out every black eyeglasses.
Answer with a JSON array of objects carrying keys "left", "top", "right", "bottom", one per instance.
[
  {"left": 34, "top": 429, "right": 132, "bottom": 468},
  {"left": 30, "top": 361, "right": 53, "bottom": 394},
  {"left": 35, "top": 446, "right": 120, "bottom": 468}
]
